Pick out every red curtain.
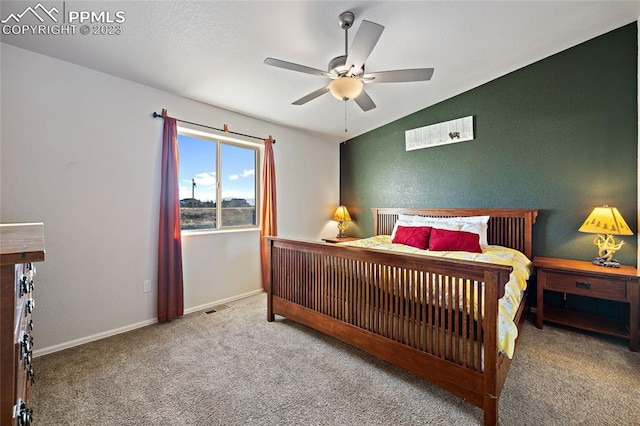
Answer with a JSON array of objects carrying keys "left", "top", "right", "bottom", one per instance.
[
  {"left": 157, "top": 113, "right": 184, "bottom": 322},
  {"left": 260, "top": 136, "right": 277, "bottom": 291}
]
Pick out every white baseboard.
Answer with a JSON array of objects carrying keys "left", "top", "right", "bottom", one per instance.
[
  {"left": 183, "top": 289, "right": 264, "bottom": 315},
  {"left": 34, "top": 289, "right": 265, "bottom": 357},
  {"left": 33, "top": 318, "right": 157, "bottom": 357}
]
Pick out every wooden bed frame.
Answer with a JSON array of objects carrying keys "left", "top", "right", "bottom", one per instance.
[{"left": 266, "top": 208, "right": 538, "bottom": 425}]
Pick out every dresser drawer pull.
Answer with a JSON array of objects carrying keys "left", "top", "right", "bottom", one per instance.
[
  {"left": 25, "top": 298, "right": 35, "bottom": 315},
  {"left": 27, "top": 365, "right": 35, "bottom": 385},
  {"left": 19, "top": 276, "right": 29, "bottom": 297},
  {"left": 18, "top": 401, "right": 33, "bottom": 426},
  {"left": 20, "top": 333, "right": 33, "bottom": 364},
  {"left": 575, "top": 281, "right": 591, "bottom": 289}
]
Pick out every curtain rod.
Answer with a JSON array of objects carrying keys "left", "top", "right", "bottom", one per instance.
[{"left": 152, "top": 109, "right": 275, "bottom": 144}]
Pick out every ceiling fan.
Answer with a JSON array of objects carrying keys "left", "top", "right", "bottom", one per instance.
[{"left": 264, "top": 11, "right": 434, "bottom": 112}]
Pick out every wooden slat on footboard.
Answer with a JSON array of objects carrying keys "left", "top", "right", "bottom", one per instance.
[{"left": 266, "top": 237, "right": 512, "bottom": 410}]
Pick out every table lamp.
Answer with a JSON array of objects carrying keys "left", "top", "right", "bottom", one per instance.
[
  {"left": 332, "top": 206, "right": 352, "bottom": 238},
  {"left": 578, "top": 205, "right": 633, "bottom": 267}
]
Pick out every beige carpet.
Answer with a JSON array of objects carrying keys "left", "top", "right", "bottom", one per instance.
[{"left": 32, "top": 293, "right": 639, "bottom": 425}]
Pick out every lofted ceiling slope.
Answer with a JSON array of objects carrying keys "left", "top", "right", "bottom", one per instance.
[{"left": 1, "top": 1, "right": 639, "bottom": 143}]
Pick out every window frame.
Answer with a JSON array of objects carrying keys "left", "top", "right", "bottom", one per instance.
[{"left": 177, "top": 125, "right": 261, "bottom": 234}]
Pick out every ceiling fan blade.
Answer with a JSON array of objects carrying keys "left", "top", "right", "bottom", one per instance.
[
  {"left": 363, "top": 68, "right": 434, "bottom": 83},
  {"left": 264, "top": 58, "right": 332, "bottom": 78},
  {"left": 292, "top": 86, "right": 330, "bottom": 105},
  {"left": 354, "top": 90, "right": 376, "bottom": 112},
  {"left": 346, "top": 20, "right": 384, "bottom": 76}
]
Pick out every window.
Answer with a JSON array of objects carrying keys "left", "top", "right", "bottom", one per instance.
[{"left": 177, "top": 127, "right": 260, "bottom": 231}]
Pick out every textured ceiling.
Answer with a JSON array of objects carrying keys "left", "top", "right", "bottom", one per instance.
[{"left": 2, "top": 1, "right": 639, "bottom": 143}]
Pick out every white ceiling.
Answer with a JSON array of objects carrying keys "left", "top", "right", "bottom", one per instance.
[{"left": 2, "top": 1, "right": 639, "bottom": 143}]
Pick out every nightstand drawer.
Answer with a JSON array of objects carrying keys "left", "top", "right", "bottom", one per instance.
[{"left": 544, "top": 271, "right": 627, "bottom": 301}]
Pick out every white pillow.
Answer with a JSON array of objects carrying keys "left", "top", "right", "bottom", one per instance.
[
  {"left": 416, "top": 222, "right": 462, "bottom": 231},
  {"left": 452, "top": 216, "right": 489, "bottom": 245},
  {"left": 451, "top": 215, "right": 490, "bottom": 225},
  {"left": 407, "top": 215, "right": 466, "bottom": 233},
  {"left": 403, "top": 215, "right": 456, "bottom": 224},
  {"left": 458, "top": 222, "right": 488, "bottom": 245},
  {"left": 390, "top": 219, "right": 461, "bottom": 239}
]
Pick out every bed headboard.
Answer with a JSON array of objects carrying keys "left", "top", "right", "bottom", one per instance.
[{"left": 371, "top": 208, "right": 538, "bottom": 259}]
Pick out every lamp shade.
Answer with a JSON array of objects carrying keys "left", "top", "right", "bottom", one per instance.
[
  {"left": 578, "top": 206, "right": 633, "bottom": 235},
  {"left": 332, "top": 206, "right": 352, "bottom": 222},
  {"left": 328, "top": 77, "right": 363, "bottom": 100}
]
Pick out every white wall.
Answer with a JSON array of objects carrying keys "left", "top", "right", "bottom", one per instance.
[{"left": 0, "top": 44, "right": 340, "bottom": 354}]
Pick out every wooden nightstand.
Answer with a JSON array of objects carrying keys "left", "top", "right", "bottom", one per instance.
[
  {"left": 534, "top": 256, "right": 639, "bottom": 351},
  {"left": 322, "top": 237, "right": 359, "bottom": 244}
]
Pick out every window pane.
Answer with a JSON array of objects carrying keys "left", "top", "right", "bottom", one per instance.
[
  {"left": 178, "top": 134, "right": 217, "bottom": 230},
  {"left": 220, "top": 143, "right": 257, "bottom": 227}
]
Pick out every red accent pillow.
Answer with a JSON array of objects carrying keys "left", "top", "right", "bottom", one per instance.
[
  {"left": 391, "top": 226, "right": 432, "bottom": 249},
  {"left": 428, "top": 228, "right": 482, "bottom": 253}
]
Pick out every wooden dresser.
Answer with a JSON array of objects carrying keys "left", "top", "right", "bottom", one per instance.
[{"left": 1, "top": 223, "right": 45, "bottom": 426}]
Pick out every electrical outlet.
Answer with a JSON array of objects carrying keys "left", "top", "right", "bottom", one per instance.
[{"left": 143, "top": 280, "right": 152, "bottom": 293}]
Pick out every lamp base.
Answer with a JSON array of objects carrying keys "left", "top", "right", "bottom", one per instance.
[
  {"left": 592, "top": 257, "right": 621, "bottom": 268},
  {"left": 336, "top": 221, "right": 347, "bottom": 238}
]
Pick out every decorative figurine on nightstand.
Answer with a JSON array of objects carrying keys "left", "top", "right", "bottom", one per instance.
[{"left": 578, "top": 205, "right": 633, "bottom": 267}]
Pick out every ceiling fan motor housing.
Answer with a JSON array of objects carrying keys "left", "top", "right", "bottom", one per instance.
[
  {"left": 329, "top": 55, "right": 364, "bottom": 76},
  {"left": 328, "top": 55, "right": 348, "bottom": 75}
]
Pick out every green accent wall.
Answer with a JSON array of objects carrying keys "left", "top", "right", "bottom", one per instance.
[{"left": 341, "top": 23, "right": 638, "bottom": 266}]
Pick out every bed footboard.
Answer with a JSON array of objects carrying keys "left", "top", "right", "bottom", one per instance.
[{"left": 266, "top": 237, "right": 514, "bottom": 425}]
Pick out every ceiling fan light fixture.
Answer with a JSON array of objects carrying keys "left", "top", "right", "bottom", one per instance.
[{"left": 329, "top": 77, "right": 363, "bottom": 100}]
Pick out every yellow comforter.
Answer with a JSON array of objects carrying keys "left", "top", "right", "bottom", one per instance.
[{"left": 338, "top": 235, "right": 532, "bottom": 358}]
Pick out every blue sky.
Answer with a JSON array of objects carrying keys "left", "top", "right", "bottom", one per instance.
[{"left": 177, "top": 134, "right": 256, "bottom": 204}]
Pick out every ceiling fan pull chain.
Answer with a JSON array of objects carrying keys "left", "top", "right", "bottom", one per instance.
[{"left": 344, "top": 101, "right": 348, "bottom": 133}]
